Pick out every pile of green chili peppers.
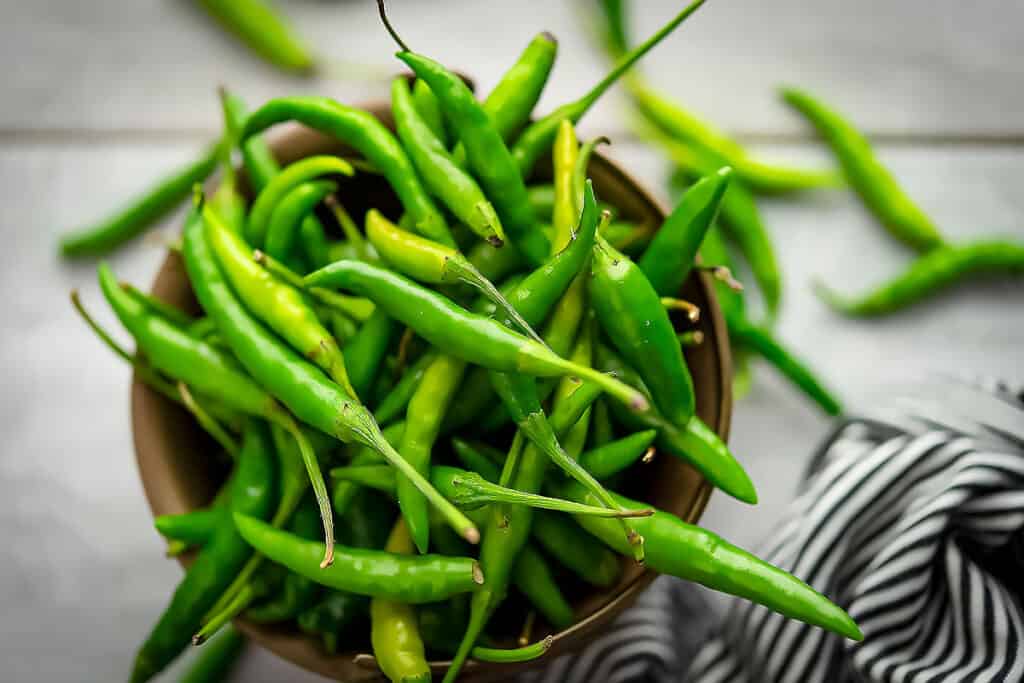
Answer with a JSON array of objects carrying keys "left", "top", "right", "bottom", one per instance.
[{"left": 68, "top": 2, "right": 864, "bottom": 681}]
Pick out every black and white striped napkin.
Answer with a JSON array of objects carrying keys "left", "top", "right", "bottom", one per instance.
[{"left": 520, "top": 378, "right": 1024, "bottom": 682}]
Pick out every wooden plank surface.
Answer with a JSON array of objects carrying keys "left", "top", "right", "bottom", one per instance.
[{"left": 2, "top": 0, "right": 1023, "bottom": 137}]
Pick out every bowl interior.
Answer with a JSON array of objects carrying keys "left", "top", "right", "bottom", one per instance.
[{"left": 131, "top": 105, "right": 732, "bottom": 681}]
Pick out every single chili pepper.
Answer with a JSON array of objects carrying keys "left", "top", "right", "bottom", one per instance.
[
  {"left": 242, "top": 97, "right": 454, "bottom": 247},
  {"left": 395, "top": 353, "right": 467, "bottom": 553},
  {"left": 179, "top": 625, "right": 245, "bottom": 683},
  {"left": 234, "top": 513, "right": 482, "bottom": 603},
  {"left": 196, "top": 0, "right": 314, "bottom": 73},
  {"left": 651, "top": 132, "right": 781, "bottom": 317},
  {"left": 451, "top": 439, "right": 502, "bottom": 482},
  {"left": 552, "top": 120, "right": 580, "bottom": 251},
  {"left": 625, "top": 79, "right": 842, "bottom": 194},
  {"left": 590, "top": 397, "right": 615, "bottom": 447},
  {"left": 343, "top": 309, "right": 396, "bottom": 400},
  {"left": 466, "top": 239, "right": 524, "bottom": 284},
  {"left": 596, "top": 342, "right": 757, "bottom": 504},
  {"left": 781, "top": 86, "right": 945, "bottom": 251},
  {"left": 392, "top": 48, "right": 550, "bottom": 266},
  {"left": 305, "top": 260, "right": 648, "bottom": 410},
  {"left": 374, "top": 351, "right": 434, "bottom": 424},
  {"left": 370, "top": 519, "right": 432, "bottom": 683},
  {"left": 728, "top": 315, "right": 842, "bottom": 415},
  {"left": 263, "top": 180, "right": 336, "bottom": 263},
  {"left": 205, "top": 206, "right": 357, "bottom": 398},
  {"left": 411, "top": 79, "right": 448, "bottom": 146},
  {"left": 130, "top": 422, "right": 275, "bottom": 683},
  {"left": 510, "top": 0, "right": 707, "bottom": 179},
  {"left": 245, "top": 156, "right": 353, "bottom": 248},
  {"left": 253, "top": 249, "right": 376, "bottom": 322},
  {"left": 554, "top": 479, "right": 863, "bottom": 641},
  {"left": 816, "top": 240, "right": 1024, "bottom": 317},
  {"left": 184, "top": 200, "right": 478, "bottom": 549},
  {"left": 59, "top": 144, "right": 220, "bottom": 258},
  {"left": 219, "top": 89, "right": 279, "bottom": 192},
  {"left": 208, "top": 97, "right": 248, "bottom": 235},
  {"left": 442, "top": 372, "right": 613, "bottom": 683},
  {"left": 580, "top": 429, "right": 658, "bottom": 480},
  {"left": 365, "top": 210, "right": 539, "bottom": 341},
  {"left": 154, "top": 508, "right": 224, "bottom": 549},
  {"left": 392, "top": 78, "right": 505, "bottom": 248},
  {"left": 590, "top": 232, "right": 696, "bottom": 425},
  {"left": 637, "top": 166, "right": 732, "bottom": 297},
  {"left": 511, "top": 549, "right": 574, "bottom": 631}
]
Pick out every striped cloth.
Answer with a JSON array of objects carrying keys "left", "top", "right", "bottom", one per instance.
[{"left": 520, "top": 378, "right": 1024, "bottom": 682}]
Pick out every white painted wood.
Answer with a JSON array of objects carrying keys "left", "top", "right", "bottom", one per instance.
[{"left": 1, "top": 0, "right": 1022, "bottom": 136}]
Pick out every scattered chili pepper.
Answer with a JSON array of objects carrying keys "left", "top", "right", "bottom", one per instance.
[{"left": 196, "top": 0, "right": 314, "bottom": 74}]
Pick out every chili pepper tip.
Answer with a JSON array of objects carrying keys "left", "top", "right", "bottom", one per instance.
[
  {"left": 191, "top": 634, "right": 205, "bottom": 647},
  {"left": 486, "top": 235, "right": 505, "bottom": 248},
  {"left": 540, "top": 30, "right": 557, "bottom": 44},
  {"left": 320, "top": 546, "right": 335, "bottom": 569},
  {"left": 641, "top": 446, "right": 657, "bottom": 464},
  {"left": 464, "top": 526, "right": 481, "bottom": 545},
  {"left": 472, "top": 562, "right": 484, "bottom": 585}
]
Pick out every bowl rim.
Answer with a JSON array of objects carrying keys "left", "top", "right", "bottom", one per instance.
[{"left": 130, "top": 115, "right": 733, "bottom": 681}]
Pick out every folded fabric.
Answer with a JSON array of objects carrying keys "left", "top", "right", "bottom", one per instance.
[{"left": 519, "top": 378, "right": 1024, "bottom": 682}]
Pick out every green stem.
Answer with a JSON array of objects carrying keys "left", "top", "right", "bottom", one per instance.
[
  {"left": 253, "top": 249, "right": 375, "bottom": 321},
  {"left": 193, "top": 585, "right": 254, "bottom": 646},
  {"left": 177, "top": 382, "right": 240, "bottom": 458}
]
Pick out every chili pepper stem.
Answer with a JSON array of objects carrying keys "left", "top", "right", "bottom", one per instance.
[
  {"left": 525, "top": 350, "right": 649, "bottom": 413},
  {"left": 193, "top": 584, "right": 254, "bottom": 647},
  {"left": 661, "top": 297, "right": 700, "bottom": 322},
  {"left": 446, "top": 257, "right": 545, "bottom": 344},
  {"left": 376, "top": 0, "right": 411, "bottom": 52},
  {"left": 253, "top": 249, "right": 375, "bottom": 323},
  {"left": 324, "top": 196, "right": 365, "bottom": 246},
  {"left": 642, "top": 446, "right": 657, "bottom": 464},
  {"left": 165, "top": 540, "right": 190, "bottom": 558},
  {"left": 450, "top": 473, "right": 652, "bottom": 518},
  {"left": 518, "top": 610, "right": 536, "bottom": 647},
  {"left": 699, "top": 264, "right": 744, "bottom": 291},
  {"left": 477, "top": 202, "right": 506, "bottom": 247},
  {"left": 177, "top": 383, "right": 240, "bottom": 457}
]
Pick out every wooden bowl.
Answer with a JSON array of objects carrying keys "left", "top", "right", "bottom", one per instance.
[{"left": 131, "top": 101, "right": 733, "bottom": 681}]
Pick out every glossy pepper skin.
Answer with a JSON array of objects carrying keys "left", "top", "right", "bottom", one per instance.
[
  {"left": 241, "top": 97, "right": 454, "bottom": 247},
  {"left": 263, "top": 179, "right": 336, "bottom": 265},
  {"left": 391, "top": 77, "right": 505, "bottom": 247},
  {"left": 590, "top": 233, "right": 696, "bottom": 425},
  {"left": 816, "top": 240, "right": 1024, "bottom": 317},
  {"left": 233, "top": 513, "right": 482, "bottom": 604},
  {"left": 370, "top": 520, "right": 432, "bottom": 683},
  {"left": 398, "top": 50, "right": 550, "bottom": 266},
  {"left": 342, "top": 309, "right": 395, "bottom": 401},
  {"left": 184, "top": 204, "right": 477, "bottom": 545},
  {"left": 782, "top": 87, "right": 945, "bottom": 252},
  {"left": 130, "top": 422, "right": 276, "bottom": 683},
  {"left": 553, "top": 480, "right": 863, "bottom": 642}
]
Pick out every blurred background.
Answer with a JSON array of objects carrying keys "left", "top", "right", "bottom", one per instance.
[{"left": 2, "top": 0, "right": 1022, "bottom": 680}]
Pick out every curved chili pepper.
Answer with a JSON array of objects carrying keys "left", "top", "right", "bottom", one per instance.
[
  {"left": 817, "top": 240, "right": 1024, "bottom": 317},
  {"left": 580, "top": 429, "right": 657, "bottom": 480},
  {"left": 596, "top": 342, "right": 757, "bottom": 504},
  {"left": 130, "top": 423, "right": 275, "bottom": 683},
  {"left": 782, "top": 86, "right": 945, "bottom": 251},
  {"left": 183, "top": 200, "right": 479, "bottom": 547},
  {"left": 590, "top": 233, "right": 696, "bottom": 425},
  {"left": 263, "top": 179, "right": 336, "bottom": 264},
  {"left": 253, "top": 250, "right": 375, "bottom": 322},
  {"left": 305, "top": 260, "right": 648, "bottom": 411},
  {"left": 364, "top": 210, "right": 539, "bottom": 341},
  {"left": 395, "top": 50, "right": 549, "bottom": 266},
  {"left": 233, "top": 513, "right": 482, "bottom": 603},
  {"left": 242, "top": 97, "right": 454, "bottom": 247},
  {"left": 154, "top": 508, "right": 223, "bottom": 549},
  {"left": 197, "top": 0, "right": 313, "bottom": 73},
  {"left": 179, "top": 625, "right": 245, "bottom": 683},
  {"left": 638, "top": 166, "right": 732, "bottom": 297},
  {"left": 411, "top": 79, "right": 448, "bottom": 146},
  {"left": 510, "top": 0, "right": 707, "bottom": 178},
  {"left": 246, "top": 155, "right": 353, "bottom": 248},
  {"left": 391, "top": 77, "right": 505, "bottom": 247},
  {"left": 59, "top": 144, "right": 220, "bottom": 258},
  {"left": 554, "top": 480, "right": 863, "bottom": 641},
  {"left": 370, "top": 519, "right": 432, "bottom": 683},
  {"left": 205, "top": 207, "right": 356, "bottom": 398}
]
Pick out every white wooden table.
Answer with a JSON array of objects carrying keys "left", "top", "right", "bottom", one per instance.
[{"left": 1, "top": 1, "right": 1021, "bottom": 680}]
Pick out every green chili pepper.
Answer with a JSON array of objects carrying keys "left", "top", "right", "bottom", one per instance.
[
  {"left": 130, "top": 423, "right": 275, "bottom": 683},
  {"left": 511, "top": 548, "right": 574, "bottom": 630},
  {"left": 246, "top": 155, "right": 353, "bottom": 248},
  {"left": 466, "top": 239, "right": 524, "bottom": 284},
  {"left": 451, "top": 439, "right": 502, "bottom": 482},
  {"left": 364, "top": 210, "right": 540, "bottom": 341},
  {"left": 242, "top": 97, "right": 454, "bottom": 247},
  {"left": 197, "top": 0, "right": 314, "bottom": 73},
  {"left": 394, "top": 49, "right": 550, "bottom": 266},
  {"left": 596, "top": 342, "right": 757, "bottom": 504},
  {"left": 263, "top": 180, "right": 336, "bottom": 264},
  {"left": 59, "top": 144, "right": 220, "bottom": 258},
  {"left": 154, "top": 508, "right": 223, "bottom": 549},
  {"left": 510, "top": 0, "right": 707, "bottom": 178},
  {"left": 205, "top": 205, "right": 356, "bottom": 397},
  {"left": 343, "top": 309, "right": 396, "bottom": 401},
  {"left": 184, "top": 200, "right": 479, "bottom": 550},
  {"left": 233, "top": 513, "right": 482, "bottom": 603},
  {"left": 554, "top": 479, "right": 863, "bottom": 641},
  {"left": 253, "top": 250, "right": 376, "bottom": 322},
  {"left": 396, "top": 353, "right": 468, "bottom": 553},
  {"left": 220, "top": 89, "right": 279, "bottom": 192},
  {"left": 411, "top": 79, "right": 448, "bottom": 146},
  {"left": 120, "top": 283, "right": 197, "bottom": 329},
  {"left": 179, "top": 625, "right": 245, "bottom": 683},
  {"left": 781, "top": 86, "right": 945, "bottom": 251},
  {"left": 370, "top": 519, "right": 432, "bottom": 683},
  {"left": 552, "top": 120, "right": 580, "bottom": 251},
  {"left": 580, "top": 429, "right": 657, "bottom": 480},
  {"left": 373, "top": 351, "right": 434, "bottom": 424},
  {"left": 638, "top": 166, "right": 732, "bottom": 297},
  {"left": 391, "top": 77, "right": 505, "bottom": 247},
  {"left": 590, "top": 233, "right": 696, "bottom": 425},
  {"left": 815, "top": 240, "right": 1024, "bottom": 317},
  {"left": 305, "top": 260, "right": 648, "bottom": 411}
]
